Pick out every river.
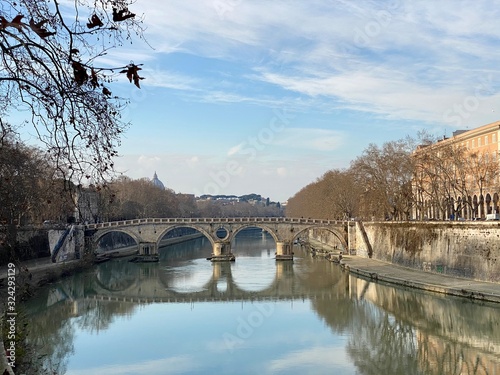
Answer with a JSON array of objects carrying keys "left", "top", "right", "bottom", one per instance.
[{"left": 23, "top": 228, "right": 500, "bottom": 374}]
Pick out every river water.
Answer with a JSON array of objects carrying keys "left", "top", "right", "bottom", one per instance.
[{"left": 23, "top": 228, "right": 500, "bottom": 374}]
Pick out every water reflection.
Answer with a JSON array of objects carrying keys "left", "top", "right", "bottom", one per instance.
[{"left": 22, "top": 229, "right": 500, "bottom": 374}]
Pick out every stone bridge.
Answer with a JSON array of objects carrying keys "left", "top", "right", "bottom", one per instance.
[{"left": 86, "top": 217, "right": 353, "bottom": 261}]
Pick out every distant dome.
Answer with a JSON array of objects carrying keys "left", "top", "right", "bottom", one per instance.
[{"left": 151, "top": 172, "right": 165, "bottom": 190}]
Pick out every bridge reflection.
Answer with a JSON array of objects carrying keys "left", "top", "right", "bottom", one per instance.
[{"left": 88, "top": 252, "right": 349, "bottom": 304}]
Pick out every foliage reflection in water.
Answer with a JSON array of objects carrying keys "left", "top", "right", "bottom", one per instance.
[{"left": 23, "top": 229, "right": 500, "bottom": 374}]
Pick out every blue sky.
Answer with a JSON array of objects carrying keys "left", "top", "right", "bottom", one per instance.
[{"left": 49, "top": 1, "right": 500, "bottom": 201}]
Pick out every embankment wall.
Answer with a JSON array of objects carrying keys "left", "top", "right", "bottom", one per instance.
[{"left": 354, "top": 221, "right": 500, "bottom": 283}]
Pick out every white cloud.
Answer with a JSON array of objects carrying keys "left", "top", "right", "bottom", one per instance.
[
  {"left": 141, "top": 68, "right": 201, "bottom": 91},
  {"left": 186, "top": 156, "right": 200, "bottom": 169},
  {"left": 65, "top": 355, "right": 199, "bottom": 375},
  {"left": 267, "top": 345, "right": 354, "bottom": 373},
  {"left": 276, "top": 167, "right": 287, "bottom": 177},
  {"left": 227, "top": 142, "right": 245, "bottom": 156},
  {"left": 137, "top": 155, "right": 161, "bottom": 166},
  {"left": 131, "top": 1, "right": 500, "bottom": 125},
  {"left": 272, "top": 128, "right": 345, "bottom": 151}
]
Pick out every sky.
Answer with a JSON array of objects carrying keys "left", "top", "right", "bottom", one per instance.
[{"left": 21, "top": 1, "right": 500, "bottom": 202}]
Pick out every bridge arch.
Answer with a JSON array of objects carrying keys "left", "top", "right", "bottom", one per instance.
[
  {"left": 95, "top": 261, "right": 142, "bottom": 292},
  {"left": 293, "top": 226, "right": 348, "bottom": 250},
  {"left": 93, "top": 228, "right": 141, "bottom": 248},
  {"left": 159, "top": 262, "right": 214, "bottom": 293},
  {"left": 231, "top": 224, "right": 280, "bottom": 244},
  {"left": 156, "top": 224, "right": 215, "bottom": 250}
]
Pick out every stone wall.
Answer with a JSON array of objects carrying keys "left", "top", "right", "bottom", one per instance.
[
  {"left": 48, "top": 225, "right": 85, "bottom": 262},
  {"left": 356, "top": 221, "right": 500, "bottom": 283},
  {"left": 0, "top": 227, "right": 51, "bottom": 265}
]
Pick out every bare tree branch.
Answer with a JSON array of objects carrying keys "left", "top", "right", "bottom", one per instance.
[{"left": 0, "top": 0, "right": 147, "bottom": 187}]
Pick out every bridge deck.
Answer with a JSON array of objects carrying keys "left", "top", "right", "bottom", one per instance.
[{"left": 86, "top": 217, "right": 344, "bottom": 229}]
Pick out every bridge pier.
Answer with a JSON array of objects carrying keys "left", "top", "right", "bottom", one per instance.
[
  {"left": 139, "top": 242, "right": 157, "bottom": 255},
  {"left": 275, "top": 241, "right": 293, "bottom": 261},
  {"left": 210, "top": 241, "right": 235, "bottom": 262},
  {"left": 347, "top": 221, "right": 358, "bottom": 255},
  {"left": 211, "top": 262, "right": 234, "bottom": 293}
]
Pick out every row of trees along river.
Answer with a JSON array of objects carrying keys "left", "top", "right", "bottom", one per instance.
[{"left": 286, "top": 131, "right": 500, "bottom": 221}]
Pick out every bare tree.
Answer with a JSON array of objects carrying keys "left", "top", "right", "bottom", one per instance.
[
  {"left": 466, "top": 149, "right": 499, "bottom": 217},
  {"left": 412, "top": 142, "right": 465, "bottom": 220},
  {"left": 322, "top": 169, "right": 362, "bottom": 220},
  {"left": 285, "top": 169, "right": 362, "bottom": 220},
  {"left": 286, "top": 181, "right": 323, "bottom": 219},
  {"left": 1, "top": 0, "right": 145, "bottom": 185},
  {"left": 0, "top": 133, "right": 57, "bottom": 260},
  {"left": 351, "top": 140, "right": 414, "bottom": 220},
  {"left": 413, "top": 138, "right": 500, "bottom": 220}
]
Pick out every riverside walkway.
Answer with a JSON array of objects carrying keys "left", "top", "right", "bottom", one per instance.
[{"left": 340, "top": 255, "right": 500, "bottom": 304}]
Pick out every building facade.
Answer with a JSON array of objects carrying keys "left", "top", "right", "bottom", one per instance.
[
  {"left": 413, "top": 120, "right": 500, "bottom": 220},
  {"left": 74, "top": 186, "right": 100, "bottom": 224}
]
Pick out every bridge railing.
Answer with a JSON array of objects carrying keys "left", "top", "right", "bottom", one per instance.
[{"left": 86, "top": 217, "right": 343, "bottom": 229}]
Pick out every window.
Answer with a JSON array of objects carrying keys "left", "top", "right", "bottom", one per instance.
[
  {"left": 494, "top": 133, "right": 497, "bottom": 143},
  {"left": 478, "top": 137, "right": 482, "bottom": 147}
]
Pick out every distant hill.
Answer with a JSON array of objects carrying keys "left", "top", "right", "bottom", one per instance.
[
  {"left": 198, "top": 193, "right": 261, "bottom": 200},
  {"left": 198, "top": 193, "right": 279, "bottom": 205}
]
